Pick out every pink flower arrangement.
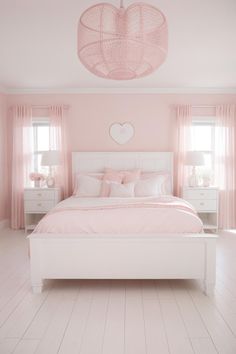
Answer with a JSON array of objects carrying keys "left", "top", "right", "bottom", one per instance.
[{"left": 29, "top": 172, "right": 45, "bottom": 182}]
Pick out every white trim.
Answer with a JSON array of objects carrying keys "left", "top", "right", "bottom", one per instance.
[
  {"left": 0, "top": 219, "right": 9, "bottom": 230},
  {"left": 3, "top": 87, "right": 236, "bottom": 95}
]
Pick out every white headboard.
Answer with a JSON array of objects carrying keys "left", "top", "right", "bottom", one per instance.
[{"left": 72, "top": 151, "right": 173, "bottom": 179}]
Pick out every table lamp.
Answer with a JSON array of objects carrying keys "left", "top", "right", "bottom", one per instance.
[
  {"left": 186, "top": 151, "right": 205, "bottom": 187},
  {"left": 41, "top": 150, "right": 60, "bottom": 187}
]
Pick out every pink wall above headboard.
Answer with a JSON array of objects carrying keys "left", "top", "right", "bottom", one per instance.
[{"left": 7, "top": 93, "right": 236, "bottom": 154}]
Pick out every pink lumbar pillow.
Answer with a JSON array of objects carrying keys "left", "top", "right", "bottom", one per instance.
[
  {"left": 135, "top": 175, "right": 166, "bottom": 197},
  {"left": 100, "top": 168, "right": 141, "bottom": 197},
  {"left": 100, "top": 169, "right": 124, "bottom": 197},
  {"left": 109, "top": 182, "right": 135, "bottom": 198},
  {"left": 122, "top": 169, "right": 141, "bottom": 183}
]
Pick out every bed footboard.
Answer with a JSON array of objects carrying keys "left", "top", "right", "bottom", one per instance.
[{"left": 28, "top": 233, "right": 217, "bottom": 295}]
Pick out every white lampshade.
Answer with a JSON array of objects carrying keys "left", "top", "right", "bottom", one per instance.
[
  {"left": 41, "top": 150, "right": 60, "bottom": 166},
  {"left": 185, "top": 151, "right": 205, "bottom": 166}
]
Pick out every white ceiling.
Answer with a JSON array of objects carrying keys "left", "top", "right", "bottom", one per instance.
[{"left": 0, "top": 0, "right": 236, "bottom": 92}]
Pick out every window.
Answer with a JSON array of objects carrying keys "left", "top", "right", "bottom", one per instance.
[
  {"left": 33, "top": 120, "right": 50, "bottom": 174},
  {"left": 191, "top": 118, "right": 215, "bottom": 174}
]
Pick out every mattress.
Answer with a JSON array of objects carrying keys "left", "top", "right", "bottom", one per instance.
[{"left": 34, "top": 196, "right": 203, "bottom": 234}]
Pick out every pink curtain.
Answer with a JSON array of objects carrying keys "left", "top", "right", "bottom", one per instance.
[
  {"left": 49, "top": 105, "right": 70, "bottom": 198},
  {"left": 11, "top": 105, "right": 33, "bottom": 229},
  {"left": 214, "top": 105, "right": 236, "bottom": 229},
  {"left": 174, "top": 105, "right": 192, "bottom": 197}
]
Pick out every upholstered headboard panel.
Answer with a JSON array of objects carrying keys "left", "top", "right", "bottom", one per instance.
[{"left": 72, "top": 151, "right": 173, "bottom": 191}]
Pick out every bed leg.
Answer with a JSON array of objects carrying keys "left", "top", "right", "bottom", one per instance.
[
  {"left": 203, "top": 281, "right": 215, "bottom": 296},
  {"left": 204, "top": 237, "right": 217, "bottom": 296},
  {"left": 32, "top": 283, "right": 43, "bottom": 294},
  {"left": 30, "top": 238, "right": 43, "bottom": 294}
]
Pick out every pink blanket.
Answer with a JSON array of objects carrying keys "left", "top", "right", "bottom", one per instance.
[{"left": 34, "top": 196, "right": 203, "bottom": 234}]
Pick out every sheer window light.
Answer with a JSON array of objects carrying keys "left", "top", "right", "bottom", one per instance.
[
  {"left": 191, "top": 118, "right": 215, "bottom": 175},
  {"left": 32, "top": 120, "right": 50, "bottom": 174}
]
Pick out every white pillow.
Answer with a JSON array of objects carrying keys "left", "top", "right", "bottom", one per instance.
[
  {"left": 73, "top": 173, "right": 103, "bottom": 195},
  {"left": 109, "top": 182, "right": 135, "bottom": 198},
  {"left": 75, "top": 175, "right": 102, "bottom": 197},
  {"left": 135, "top": 176, "right": 166, "bottom": 197}
]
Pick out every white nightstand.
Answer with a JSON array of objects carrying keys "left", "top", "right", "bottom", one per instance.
[
  {"left": 24, "top": 187, "right": 61, "bottom": 232},
  {"left": 182, "top": 187, "right": 219, "bottom": 231}
]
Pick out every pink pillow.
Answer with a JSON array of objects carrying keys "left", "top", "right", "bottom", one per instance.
[
  {"left": 122, "top": 169, "right": 141, "bottom": 183},
  {"left": 100, "top": 168, "right": 141, "bottom": 197},
  {"left": 100, "top": 169, "right": 123, "bottom": 197}
]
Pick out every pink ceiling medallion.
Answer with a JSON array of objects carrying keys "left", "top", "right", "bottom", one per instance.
[{"left": 77, "top": 0, "right": 168, "bottom": 80}]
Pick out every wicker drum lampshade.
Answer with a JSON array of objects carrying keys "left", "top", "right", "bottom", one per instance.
[{"left": 77, "top": 1, "right": 168, "bottom": 80}]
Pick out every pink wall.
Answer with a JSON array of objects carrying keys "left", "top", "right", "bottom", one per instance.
[
  {"left": 3, "top": 93, "right": 236, "bottom": 220},
  {"left": 7, "top": 93, "right": 236, "bottom": 154},
  {"left": 0, "top": 94, "right": 8, "bottom": 221}
]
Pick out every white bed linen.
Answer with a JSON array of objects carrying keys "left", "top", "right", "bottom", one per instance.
[{"left": 34, "top": 196, "right": 203, "bottom": 234}]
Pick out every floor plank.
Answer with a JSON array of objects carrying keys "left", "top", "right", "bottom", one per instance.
[
  {"left": 78, "top": 280, "right": 110, "bottom": 354},
  {"left": 141, "top": 280, "right": 169, "bottom": 354},
  {"left": 58, "top": 281, "right": 94, "bottom": 354},
  {"left": 125, "top": 281, "right": 147, "bottom": 354},
  {"left": 0, "top": 228, "right": 236, "bottom": 354},
  {"left": 13, "top": 339, "right": 39, "bottom": 354},
  {"left": 102, "top": 280, "right": 125, "bottom": 354},
  {"left": 157, "top": 281, "right": 194, "bottom": 354}
]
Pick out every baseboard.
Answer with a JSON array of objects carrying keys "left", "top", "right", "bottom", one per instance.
[{"left": 0, "top": 219, "right": 9, "bottom": 230}]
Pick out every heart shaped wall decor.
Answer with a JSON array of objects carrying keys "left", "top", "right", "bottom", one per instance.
[{"left": 109, "top": 123, "right": 134, "bottom": 145}]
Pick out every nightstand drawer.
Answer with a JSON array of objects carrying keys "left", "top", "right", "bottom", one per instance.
[
  {"left": 24, "top": 200, "right": 55, "bottom": 212},
  {"left": 184, "top": 189, "right": 217, "bottom": 200},
  {"left": 188, "top": 199, "right": 217, "bottom": 211},
  {"left": 24, "top": 189, "right": 56, "bottom": 201}
]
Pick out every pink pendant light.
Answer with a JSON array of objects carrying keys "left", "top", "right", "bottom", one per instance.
[{"left": 77, "top": 0, "right": 168, "bottom": 80}]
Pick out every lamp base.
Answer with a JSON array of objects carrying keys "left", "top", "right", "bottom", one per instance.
[
  {"left": 188, "top": 166, "right": 201, "bottom": 187},
  {"left": 188, "top": 174, "right": 200, "bottom": 187}
]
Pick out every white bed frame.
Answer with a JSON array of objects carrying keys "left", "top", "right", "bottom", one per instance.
[{"left": 29, "top": 152, "right": 217, "bottom": 295}]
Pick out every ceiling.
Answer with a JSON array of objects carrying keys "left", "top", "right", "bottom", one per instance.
[{"left": 0, "top": 0, "right": 236, "bottom": 92}]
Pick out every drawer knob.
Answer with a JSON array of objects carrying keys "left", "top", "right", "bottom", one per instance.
[
  {"left": 200, "top": 202, "right": 204, "bottom": 206},
  {"left": 37, "top": 193, "right": 42, "bottom": 197},
  {"left": 200, "top": 193, "right": 204, "bottom": 196},
  {"left": 37, "top": 203, "right": 42, "bottom": 207}
]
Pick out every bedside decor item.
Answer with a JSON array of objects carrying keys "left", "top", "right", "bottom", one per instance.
[
  {"left": 186, "top": 151, "right": 205, "bottom": 187},
  {"left": 41, "top": 150, "right": 60, "bottom": 188},
  {"left": 202, "top": 175, "right": 211, "bottom": 187},
  {"left": 77, "top": 0, "right": 168, "bottom": 80},
  {"left": 29, "top": 172, "right": 45, "bottom": 188},
  {"left": 109, "top": 122, "right": 134, "bottom": 144}
]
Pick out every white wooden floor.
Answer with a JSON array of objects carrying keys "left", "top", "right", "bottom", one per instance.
[{"left": 0, "top": 229, "right": 236, "bottom": 354}]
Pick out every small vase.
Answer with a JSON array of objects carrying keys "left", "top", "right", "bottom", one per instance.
[{"left": 34, "top": 180, "right": 40, "bottom": 188}]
